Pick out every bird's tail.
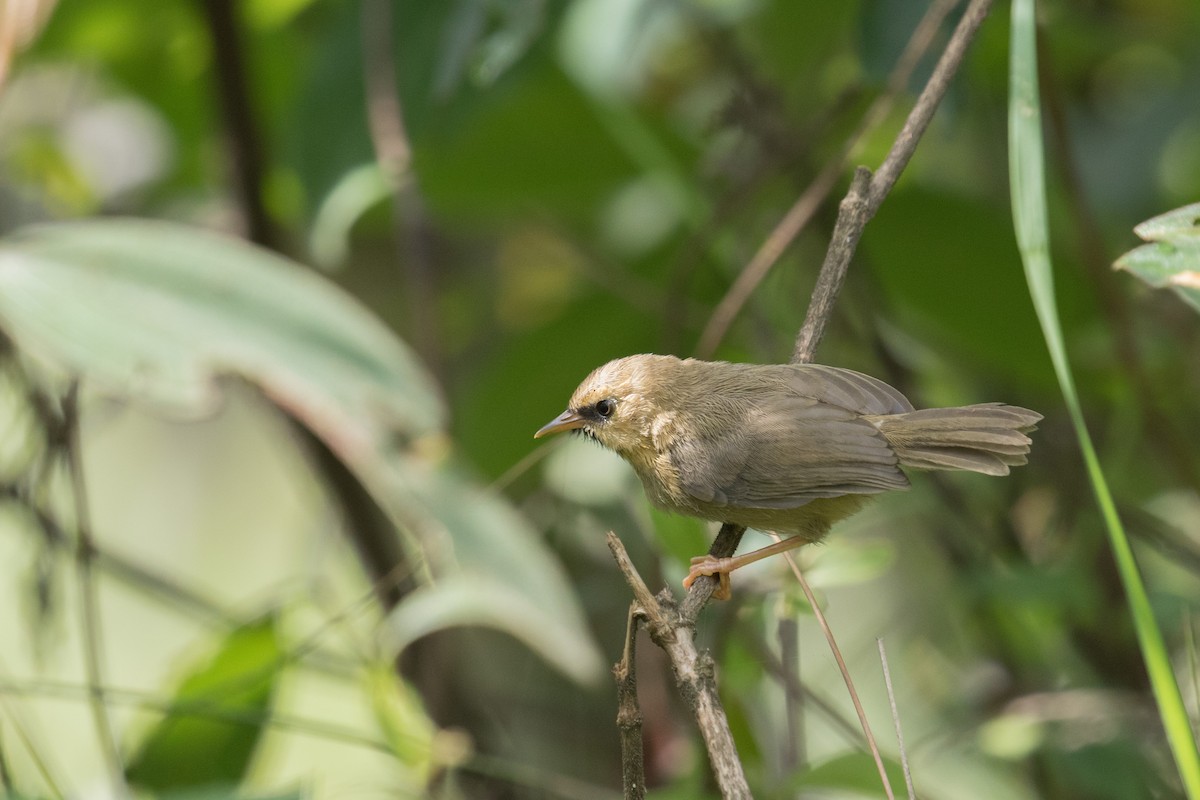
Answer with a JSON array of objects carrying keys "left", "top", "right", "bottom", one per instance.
[{"left": 870, "top": 403, "right": 1042, "bottom": 476}]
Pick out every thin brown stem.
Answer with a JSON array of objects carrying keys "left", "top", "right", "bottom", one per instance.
[
  {"left": 792, "top": 0, "right": 995, "bottom": 363},
  {"left": 615, "top": 603, "right": 646, "bottom": 800},
  {"left": 360, "top": 0, "right": 443, "bottom": 384},
  {"left": 696, "top": 0, "right": 962, "bottom": 358},
  {"left": 778, "top": 547, "right": 894, "bottom": 800}
]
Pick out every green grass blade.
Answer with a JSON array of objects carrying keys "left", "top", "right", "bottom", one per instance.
[{"left": 1008, "top": 1, "right": 1200, "bottom": 794}]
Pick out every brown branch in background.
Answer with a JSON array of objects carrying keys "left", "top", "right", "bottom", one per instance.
[
  {"left": 361, "top": 0, "right": 443, "bottom": 384},
  {"left": 606, "top": 533, "right": 751, "bottom": 799},
  {"left": 793, "top": 0, "right": 995, "bottom": 364},
  {"left": 61, "top": 384, "right": 126, "bottom": 795},
  {"left": 734, "top": 625, "right": 866, "bottom": 748},
  {"left": 615, "top": 603, "right": 647, "bottom": 800},
  {"left": 695, "top": 0, "right": 961, "bottom": 359},
  {"left": 197, "top": 0, "right": 279, "bottom": 248}
]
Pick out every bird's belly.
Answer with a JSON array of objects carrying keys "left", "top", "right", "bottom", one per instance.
[{"left": 640, "top": 481, "right": 873, "bottom": 542}]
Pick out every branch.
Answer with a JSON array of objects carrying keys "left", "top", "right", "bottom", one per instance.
[
  {"left": 197, "top": 0, "right": 278, "bottom": 248},
  {"left": 606, "top": 533, "right": 751, "bottom": 799},
  {"left": 792, "top": 0, "right": 995, "bottom": 364},
  {"left": 361, "top": 0, "right": 444, "bottom": 384},
  {"left": 696, "top": 0, "right": 961, "bottom": 359},
  {"left": 614, "top": 603, "right": 646, "bottom": 800}
]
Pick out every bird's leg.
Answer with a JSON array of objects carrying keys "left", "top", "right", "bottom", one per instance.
[{"left": 683, "top": 535, "right": 807, "bottom": 600}]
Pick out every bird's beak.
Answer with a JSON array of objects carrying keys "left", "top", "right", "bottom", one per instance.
[{"left": 534, "top": 409, "right": 586, "bottom": 439}]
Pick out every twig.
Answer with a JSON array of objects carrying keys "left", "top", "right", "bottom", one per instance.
[
  {"left": 606, "top": 533, "right": 751, "bottom": 799},
  {"left": 61, "top": 384, "right": 126, "bottom": 794},
  {"left": 878, "top": 638, "right": 916, "bottom": 799},
  {"left": 734, "top": 625, "right": 865, "bottom": 748},
  {"left": 615, "top": 603, "right": 646, "bottom": 800},
  {"left": 696, "top": 0, "right": 961, "bottom": 358},
  {"left": 777, "top": 545, "right": 894, "bottom": 800},
  {"left": 361, "top": 0, "right": 443, "bottom": 383},
  {"left": 793, "top": 0, "right": 995, "bottom": 363},
  {"left": 681, "top": 522, "right": 746, "bottom": 623},
  {"left": 777, "top": 542, "right": 892, "bottom": 796},
  {"left": 792, "top": 167, "right": 874, "bottom": 364},
  {"left": 0, "top": 657, "right": 65, "bottom": 799}
]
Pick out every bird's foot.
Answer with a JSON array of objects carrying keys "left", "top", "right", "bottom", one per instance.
[{"left": 683, "top": 556, "right": 734, "bottom": 600}]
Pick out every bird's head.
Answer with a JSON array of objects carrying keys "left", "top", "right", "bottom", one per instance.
[{"left": 534, "top": 354, "right": 681, "bottom": 457}]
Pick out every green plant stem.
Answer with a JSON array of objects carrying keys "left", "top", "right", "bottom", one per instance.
[{"left": 1008, "top": 1, "right": 1200, "bottom": 795}]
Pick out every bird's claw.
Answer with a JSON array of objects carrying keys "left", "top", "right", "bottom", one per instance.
[{"left": 683, "top": 555, "right": 734, "bottom": 600}]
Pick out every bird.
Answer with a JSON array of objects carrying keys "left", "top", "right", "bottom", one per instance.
[{"left": 534, "top": 354, "right": 1041, "bottom": 598}]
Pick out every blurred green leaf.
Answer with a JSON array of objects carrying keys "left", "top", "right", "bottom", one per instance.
[
  {"left": 805, "top": 537, "right": 896, "bottom": 589},
  {"left": 125, "top": 617, "right": 281, "bottom": 792},
  {"left": 0, "top": 219, "right": 443, "bottom": 438},
  {"left": 1115, "top": 202, "right": 1200, "bottom": 313},
  {"left": 0, "top": 219, "right": 601, "bottom": 683},
  {"left": 1132, "top": 202, "right": 1200, "bottom": 241},
  {"left": 1009, "top": 1, "right": 1200, "bottom": 794},
  {"left": 364, "top": 664, "right": 471, "bottom": 785},
  {"left": 382, "top": 460, "right": 603, "bottom": 684}
]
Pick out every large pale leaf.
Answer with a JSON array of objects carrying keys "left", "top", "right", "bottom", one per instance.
[
  {"left": 379, "top": 457, "right": 603, "bottom": 684},
  {"left": 0, "top": 219, "right": 601, "bottom": 682},
  {"left": 0, "top": 219, "right": 443, "bottom": 446},
  {"left": 1115, "top": 202, "right": 1200, "bottom": 314}
]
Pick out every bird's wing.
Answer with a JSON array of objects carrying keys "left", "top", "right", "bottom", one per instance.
[
  {"left": 669, "top": 385, "right": 910, "bottom": 510},
  {"left": 786, "top": 364, "right": 914, "bottom": 415}
]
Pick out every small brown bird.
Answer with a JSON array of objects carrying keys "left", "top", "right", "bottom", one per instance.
[{"left": 535, "top": 355, "right": 1040, "bottom": 598}]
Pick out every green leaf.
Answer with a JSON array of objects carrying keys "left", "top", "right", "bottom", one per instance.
[
  {"left": 0, "top": 219, "right": 601, "bottom": 684},
  {"left": 0, "top": 219, "right": 443, "bottom": 439},
  {"left": 1114, "top": 204, "right": 1200, "bottom": 313},
  {"left": 125, "top": 617, "right": 282, "bottom": 792},
  {"left": 381, "top": 460, "right": 603, "bottom": 684},
  {"left": 363, "top": 664, "right": 470, "bottom": 786},
  {"left": 1008, "top": 3, "right": 1200, "bottom": 796},
  {"left": 1131, "top": 202, "right": 1200, "bottom": 241}
]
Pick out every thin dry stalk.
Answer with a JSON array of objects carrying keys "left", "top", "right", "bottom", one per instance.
[
  {"left": 878, "top": 637, "right": 916, "bottom": 799},
  {"left": 776, "top": 545, "right": 894, "bottom": 799}
]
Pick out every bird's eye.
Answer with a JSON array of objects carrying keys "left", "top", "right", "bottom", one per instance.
[{"left": 595, "top": 398, "right": 615, "bottom": 418}]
